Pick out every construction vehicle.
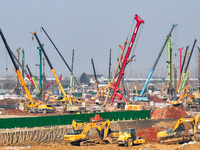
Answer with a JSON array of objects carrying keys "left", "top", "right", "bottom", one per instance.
[
  {"left": 176, "top": 46, "right": 189, "bottom": 93},
  {"left": 102, "top": 14, "right": 144, "bottom": 109},
  {"left": 157, "top": 114, "right": 200, "bottom": 143},
  {"left": 40, "top": 27, "right": 80, "bottom": 87},
  {"left": 26, "top": 64, "right": 40, "bottom": 94},
  {"left": 116, "top": 128, "right": 145, "bottom": 147},
  {"left": 115, "top": 102, "right": 144, "bottom": 111},
  {"left": 64, "top": 119, "right": 112, "bottom": 146},
  {"left": 0, "top": 28, "right": 55, "bottom": 113},
  {"left": 135, "top": 24, "right": 177, "bottom": 101},
  {"left": 31, "top": 32, "right": 85, "bottom": 113},
  {"left": 177, "top": 39, "right": 197, "bottom": 93}
]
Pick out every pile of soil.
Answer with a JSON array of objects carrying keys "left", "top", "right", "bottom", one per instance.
[
  {"left": 151, "top": 106, "right": 187, "bottom": 119},
  {"left": 137, "top": 127, "right": 161, "bottom": 142},
  {"left": 150, "top": 95, "right": 165, "bottom": 102}
]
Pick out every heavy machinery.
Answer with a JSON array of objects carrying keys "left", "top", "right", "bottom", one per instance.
[
  {"left": 157, "top": 114, "right": 200, "bottom": 143},
  {"left": 176, "top": 46, "right": 189, "bottom": 93},
  {"left": 26, "top": 64, "right": 40, "bottom": 94},
  {"left": 116, "top": 128, "right": 145, "bottom": 147},
  {"left": 0, "top": 28, "right": 54, "bottom": 113},
  {"left": 135, "top": 24, "right": 177, "bottom": 101},
  {"left": 31, "top": 31, "right": 85, "bottom": 113},
  {"left": 177, "top": 39, "right": 197, "bottom": 93},
  {"left": 103, "top": 14, "right": 144, "bottom": 108},
  {"left": 40, "top": 27, "right": 80, "bottom": 87},
  {"left": 115, "top": 102, "right": 144, "bottom": 111},
  {"left": 64, "top": 119, "right": 112, "bottom": 146}
]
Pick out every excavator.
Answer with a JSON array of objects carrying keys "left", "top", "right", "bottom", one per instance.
[
  {"left": 64, "top": 119, "right": 114, "bottom": 146},
  {"left": 157, "top": 114, "right": 200, "bottom": 143},
  {"left": 0, "top": 28, "right": 55, "bottom": 113}
]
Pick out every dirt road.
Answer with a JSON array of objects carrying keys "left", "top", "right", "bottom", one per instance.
[{"left": 1, "top": 141, "right": 200, "bottom": 150}]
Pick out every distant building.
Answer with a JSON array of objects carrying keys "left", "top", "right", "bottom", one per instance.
[{"left": 87, "top": 73, "right": 108, "bottom": 84}]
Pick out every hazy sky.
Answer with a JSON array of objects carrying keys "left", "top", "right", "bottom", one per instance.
[{"left": 0, "top": 0, "right": 199, "bottom": 79}]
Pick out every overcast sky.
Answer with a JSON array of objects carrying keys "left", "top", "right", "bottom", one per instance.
[{"left": 0, "top": 0, "right": 199, "bottom": 79}]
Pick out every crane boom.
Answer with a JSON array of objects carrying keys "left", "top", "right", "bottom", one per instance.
[
  {"left": 176, "top": 46, "right": 189, "bottom": 93},
  {"left": 0, "top": 28, "right": 33, "bottom": 102},
  {"left": 26, "top": 64, "right": 40, "bottom": 93},
  {"left": 40, "top": 27, "right": 80, "bottom": 86},
  {"left": 91, "top": 58, "right": 99, "bottom": 92},
  {"left": 31, "top": 31, "right": 72, "bottom": 106},
  {"left": 9, "top": 48, "right": 35, "bottom": 87},
  {"left": 110, "top": 14, "right": 144, "bottom": 104},
  {"left": 138, "top": 24, "right": 177, "bottom": 98},
  {"left": 178, "top": 39, "right": 197, "bottom": 93}
]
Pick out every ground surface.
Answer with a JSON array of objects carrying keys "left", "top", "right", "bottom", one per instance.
[{"left": 1, "top": 141, "right": 200, "bottom": 150}]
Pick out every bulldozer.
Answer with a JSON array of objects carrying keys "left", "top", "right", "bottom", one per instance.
[
  {"left": 116, "top": 128, "right": 145, "bottom": 147},
  {"left": 157, "top": 114, "right": 200, "bottom": 143}
]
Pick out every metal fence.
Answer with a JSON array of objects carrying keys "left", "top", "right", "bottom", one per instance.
[{"left": 0, "top": 110, "right": 150, "bottom": 129}]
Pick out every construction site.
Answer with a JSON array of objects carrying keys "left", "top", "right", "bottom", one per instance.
[{"left": 1, "top": 1, "right": 200, "bottom": 150}]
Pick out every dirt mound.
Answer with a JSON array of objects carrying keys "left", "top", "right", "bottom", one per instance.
[
  {"left": 151, "top": 106, "right": 187, "bottom": 119},
  {"left": 137, "top": 127, "right": 161, "bottom": 142},
  {"left": 150, "top": 95, "right": 165, "bottom": 102}
]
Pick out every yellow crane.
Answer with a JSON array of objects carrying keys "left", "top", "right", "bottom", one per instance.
[{"left": 0, "top": 28, "right": 54, "bottom": 113}]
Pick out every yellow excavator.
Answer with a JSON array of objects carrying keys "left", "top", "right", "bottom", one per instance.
[
  {"left": 157, "top": 114, "right": 200, "bottom": 143},
  {"left": 64, "top": 119, "right": 115, "bottom": 146},
  {"left": 0, "top": 28, "right": 55, "bottom": 113},
  {"left": 116, "top": 128, "right": 145, "bottom": 147}
]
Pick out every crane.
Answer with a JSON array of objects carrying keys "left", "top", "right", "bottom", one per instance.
[
  {"left": 0, "top": 28, "right": 55, "bottom": 113},
  {"left": 109, "top": 14, "right": 144, "bottom": 104},
  {"left": 176, "top": 46, "right": 189, "bottom": 93},
  {"left": 108, "top": 48, "right": 112, "bottom": 84},
  {"left": 26, "top": 64, "right": 40, "bottom": 93},
  {"left": 0, "top": 28, "right": 33, "bottom": 103},
  {"left": 70, "top": 49, "right": 75, "bottom": 94},
  {"left": 40, "top": 27, "right": 80, "bottom": 86},
  {"left": 31, "top": 31, "right": 72, "bottom": 106},
  {"left": 135, "top": 24, "right": 177, "bottom": 101},
  {"left": 177, "top": 39, "right": 197, "bottom": 93},
  {"left": 91, "top": 58, "right": 99, "bottom": 93}
]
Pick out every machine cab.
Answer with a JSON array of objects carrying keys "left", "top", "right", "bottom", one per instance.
[{"left": 124, "top": 128, "right": 136, "bottom": 139}]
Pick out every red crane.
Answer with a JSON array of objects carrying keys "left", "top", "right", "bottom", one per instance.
[{"left": 110, "top": 14, "right": 144, "bottom": 104}]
